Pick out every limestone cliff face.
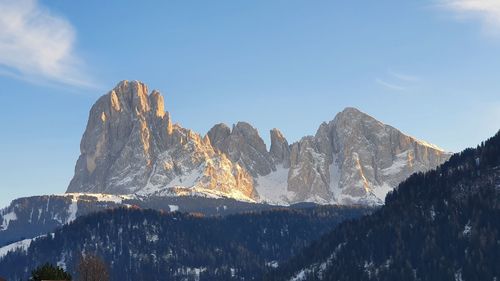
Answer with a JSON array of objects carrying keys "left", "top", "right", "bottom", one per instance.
[
  {"left": 68, "top": 81, "right": 451, "bottom": 206},
  {"left": 207, "top": 122, "right": 275, "bottom": 177},
  {"left": 68, "top": 81, "right": 165, "bottom": 194},
  {"left": 270, "top": 128, "right": 291, "bottom": 168},
  {"left": 67, "top": 81, "right": 255, "bottom": 200},
  {"left": 286, "top": 107, "right": 451, "bottom": 204}
]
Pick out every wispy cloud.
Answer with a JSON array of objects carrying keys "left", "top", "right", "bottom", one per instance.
[
  {"left": 375, "top": 78, "right": 406, "bottom": 91},
  {"left": 0, "top": 0, "right": 94, "bottom": 87},
  {"left": 375, "top": 70, "right": 420, "bottom": 92},
  {"left": 438, "top": 0, "right": 500, "bottom": 34},
  {"left": 389, "top": 71, "right": 420, "bottom": 82}
]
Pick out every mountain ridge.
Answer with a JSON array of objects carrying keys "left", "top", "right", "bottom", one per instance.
[{"left": 67, "top": 80, "right": 451, "bottom": 205}]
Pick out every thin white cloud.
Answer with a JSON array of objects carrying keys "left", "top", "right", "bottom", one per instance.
[
  {"left": 439, "top": 0, "right": 500, "bottom": 33},
  {"left": 375, "top": 78, "right": 406, "bottom": 91},
  {"left": 0, "top": 0, "right": 93, "bottom": 87},
  {"left": 389, "top": 71, "right": 420, "bottom": 82},
  {"left": 375, "top": 70, "right": 421, "bottom": 92}
]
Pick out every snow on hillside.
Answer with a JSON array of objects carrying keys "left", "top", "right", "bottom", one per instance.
[
  {"left": 255, "top": 165, "right": 294, "bottom": 205},
  {"left": 0, "top": 211, "right": 17, "bottom": 230},
  {"left": 0, "top": 235, "right": 48, "bottom": 259},
  {"left": 63, "top": 193, "right": 134, "bottom": 204}
]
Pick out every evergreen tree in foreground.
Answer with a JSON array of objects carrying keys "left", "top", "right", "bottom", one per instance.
[{"left": 31, "top": 263, "right": 72, "bottom": 281}]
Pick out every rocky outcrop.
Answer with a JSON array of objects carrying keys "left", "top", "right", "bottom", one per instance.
[
  {"left": 207, "top": 122, "right": 275, "bottom": 177},
  {"left": 67, "top": 81, "right": 451, "bottom": 206},
  {"left": 67, "top": 81, "right": 165, "bottom": 194},
  {"left": 287, "top": 137, "right": 331, "bottom": 202},
  {"left": 67, "top": 81, "right": 255, "bottom": 200},
  {"left": 285, "top": 107, "right": 451, "bottom": 204},
  {"left": 207, "top": 123, "right": 231, "bottom": 149},
  {"left": 270, "top": 128, "right": 291, "bottom": 168}
]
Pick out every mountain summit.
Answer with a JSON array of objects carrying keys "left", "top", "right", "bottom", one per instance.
[
  {"left": 67, "top": 81, "right": 451, "bottom": 205},
  {"left": 67, "top": 80, "right": 255, "bottom": 201}
]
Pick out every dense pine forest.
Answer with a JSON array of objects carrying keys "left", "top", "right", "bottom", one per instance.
[
  {"left": 0, "top": 205, "right": 372, "bottom": 280},
  {"left": 266, "top": 131, "right": 500, "bottom": 281}
]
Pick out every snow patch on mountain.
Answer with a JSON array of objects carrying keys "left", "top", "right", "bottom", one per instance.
[
  {"left": 176, "top": 187, "right": 256, "bottom": 203},
  {"left": 266, "top": 260, "right": 279, "bottom": 268},
  {"left": 64, "top": 193, "right": 134, "bottom": 204},
  {"left": 414, "top": 138, "right": 446, "bottom": 152},
  {"left": 1, "top": 211, "right": 17, "bottom": 230},
  {"left": 463, "top": 221, "right": 472, "bottom": 236},
  {"left": 255, "top": 165, "right": 293, "bottom": 205},
  {"left": 66, "top": 198, "right": 78, "bottom": 224},
  {"left": 175, "top": 267, "right": 207, "bottom": 281},
  {"left": 329, "top": 156, "right": 342, "bottom": 201},
  {"left": 0, "top": 234, "right": 48, "bottom": 260},
  {"left": 139, "top": 164, "right": 204, "bottom": 196},
  {"left": 382, "top": 151, "right": 411, "bottom": 176},
  {"left": 371, "top": 183, "right": 393, "bottom": 202},
  {"left": 166, "top": 167, "right": 204, "bottom": 189},
  {"left": 0, "top": 238, "right": 32, "bottom": 259}
]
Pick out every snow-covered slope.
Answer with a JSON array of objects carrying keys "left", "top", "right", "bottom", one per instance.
[
  {"left": 0, "top": 194, "right": 125, "bottom": 246},
  {"left": 255, "top": 165, "right": 293, "bottom": 205},
  {"left": 0, "top": 238, "right": 34, "bottom": 259},
  {"left": 66, "top": 81, "right": 451, "bottom": 206},
  {"left": 0, "top": 234, "right": 50, "bottom": 260}
]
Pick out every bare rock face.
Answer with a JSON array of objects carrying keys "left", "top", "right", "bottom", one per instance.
[
  {"left": 207, "top": 123, "right": 231, "bottom": 149},
  {"left": 286, "top": 107, "right": 451, "bottom": 204},
  {"left": 68, "top": 81, "right": 164, "bottom": 194},
  {"left": 287, "top": 137, "right": 330, "bottom": 202},
  {"left": 270, "top": 128, "right": 291, "bottom": 168},
  {"left": 67, "top": 81, "right": 255, "bottom": 200},
  {"left": 68, "top": 81, "right": 451, "bottom": 206},
  {"left": 207, "top": 122, "right": 275, "bottom": 177}
]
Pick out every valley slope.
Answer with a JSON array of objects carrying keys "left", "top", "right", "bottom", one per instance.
[
  {"left": 266, "top": 131, "right": 500, "bottom": 281},
  {"left": 0, "top": 206, "right": 373, "bottom": 281}
]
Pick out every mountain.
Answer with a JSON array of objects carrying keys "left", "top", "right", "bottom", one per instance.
[
  {"left": 281, "top": 107, "right": 449, "bottom": 204},
  {"left": 0, "top": 206, "right": 373, "bottom": 281},
  {"left": 67, "top": 81, "right": 255, "bottom": 201},
  {"left": 266, "top": 131, "right": 500, "bottom": 281},
  {"left": 0, "top": 193, "right": 317, "bottom": 247},
  {"left": 0, "top": 194, "right": 125, "bottom": 247},
  {"left": 67, "top": 80, "right": 451, "bottom": 205}
]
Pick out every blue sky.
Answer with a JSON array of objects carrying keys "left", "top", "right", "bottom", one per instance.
[{"left": 1, "top": 0, "right": 500, "bottom": 207}]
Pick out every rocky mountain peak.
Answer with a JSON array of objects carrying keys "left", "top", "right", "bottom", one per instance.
[
  {"left": 68, "top": 82, "right": 256, "bottom": 200},
  {"left": 284, "top": 107, "right": 452, "bottom": 204},
  {"left": 270, "top": 128, "right": 291, "bottom": 168},
  {"left": 149, "top": 90, "right": 166, "bottom": 118},
  {"left": 336, "top": 107, "right": 376, "bottom": 121},
  {"left": 109, "top": 80, "right": 151, "bottom": 114},
  {"left": 207, "top": 123, "right": 231, "bottom": 149},
  {"left": 69, "top": 81, "right": 175, "bottom": 194},
  {"left": 232, "top": 122, "right": 268, "bottom": 156},
  {"left": 338, "top": 106, "right": 365, "bottom": 116},
  {"left": 207, "top": 121, "right": 274, "bottom": 177},
  {"left": 333, "top": 107, "right": 383, "bottom": 131},
  {"left": 68, "top": 81, "right": 451, "bottom": 206}
]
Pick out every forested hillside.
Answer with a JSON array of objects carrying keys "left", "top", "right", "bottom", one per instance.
[
  {"left": 267, "top": 131, "right": 500, "bottom": 281},
  {"left": 0, "top": 205, "right": 372, "bottom": 281}
]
